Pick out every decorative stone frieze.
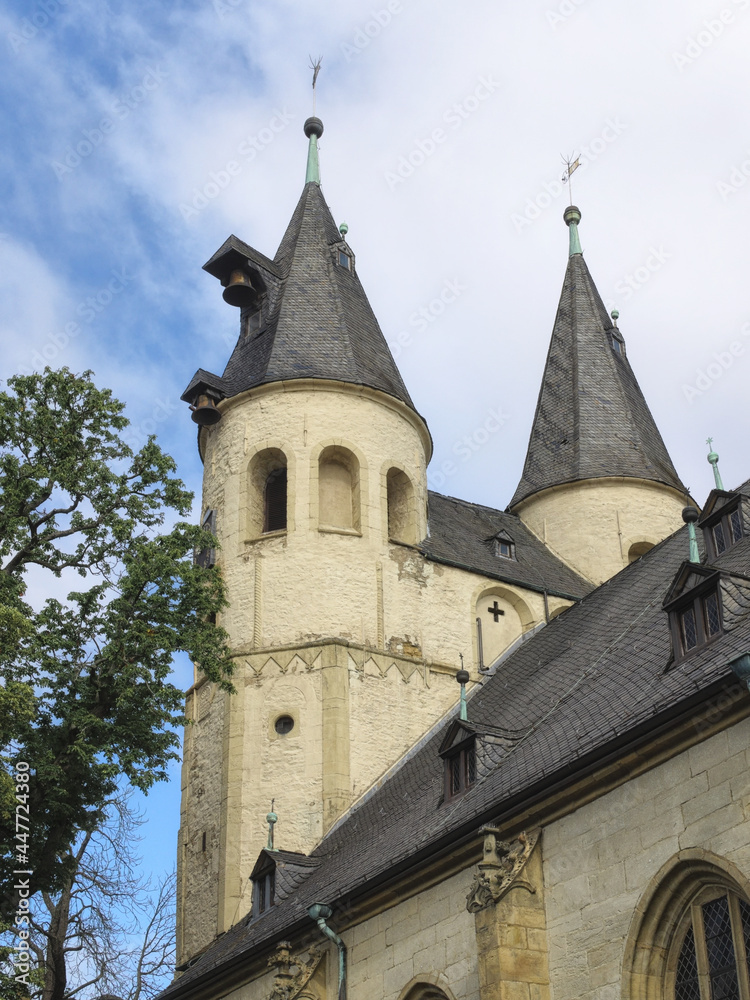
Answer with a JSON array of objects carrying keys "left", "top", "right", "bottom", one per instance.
[
  {"left": 466, "top": 827, "right": 539, "bottom": 913},
  {"left": 267, "top": 940, "right": 323, "bottom": 1000}
]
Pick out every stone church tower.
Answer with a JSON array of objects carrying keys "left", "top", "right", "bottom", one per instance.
[{"left": 174, "top": 121, "right": 693, "bottom": 970}]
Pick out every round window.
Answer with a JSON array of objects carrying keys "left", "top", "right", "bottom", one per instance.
[{"left": 274, "top": 715, "right": 295, "bottom": 735}]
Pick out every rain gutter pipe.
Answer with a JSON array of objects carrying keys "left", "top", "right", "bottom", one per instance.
[{"left": 308, "top": 903, "right": 346, "bottom": 1000}]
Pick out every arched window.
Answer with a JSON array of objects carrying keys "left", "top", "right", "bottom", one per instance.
[
  {"left": 623, "top": 852, "right": 750, "bottom": 1000},
  {"left": 386, "top": 468, "right": 415, "bottom": 543},
  {"left": 319, "top": 446, "right": 360, "bottom": 532},
  {"left": 264, "top": 468, "right": 287, "bottom": 532},
  {"left": 671, "top": 889, "right": 750, "bottom": 999},
  {"left": 247, "top": 448, "right": 288, "bottom": 538},
  {"left": 629, "top": 541, "right": 655, "bottom": 562}
]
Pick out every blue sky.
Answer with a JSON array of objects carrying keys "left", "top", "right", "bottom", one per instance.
[{"left": 2, "top": 0, "right": 749, "bottom": 941}]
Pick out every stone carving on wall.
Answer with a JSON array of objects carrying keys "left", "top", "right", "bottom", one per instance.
[
  {"left": 466, "top": 827, "right": 540, "bottom": 913},
  {"left": 267, "top": 940, "right": 323, "bottom": 1000}
]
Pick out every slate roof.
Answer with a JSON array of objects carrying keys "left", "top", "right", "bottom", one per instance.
[
  {"left": 182, "top": 181, "right": 415, "bottom": 412},
  {"left": 510, "top": 250, "right": 688, "bottom": 507},
  {"left": 421, "top": 491, "right": 593, "bottom": 600},
  {"left": 163, "top": 485, "right": 750, "bottom": 998}
]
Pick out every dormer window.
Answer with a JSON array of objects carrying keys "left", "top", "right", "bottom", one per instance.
[
  {"left": 678, "top": 589, "right": 721, "bottom": 652},
  {"left": 490, "top": 531, "right": 515, "bottom": 560},
  {"left": 439, "top": 720, "right": 478, "bottom": 802},
  {"left": 664, "top": 563, "right": 724, "bottom": 661},
  {"left": 610, "top": 332, "right": 625, "bottom": 356},
  {"left": 249, "top": 851, "right": 277, "bottom": 917},
  {"left": 253, "top": 870, "right": 275, "bottom": 914},
  {"left": 338, "top": 250, "right": 351, "bottom": 270},
  {"left": 446, "top": 742, "right": 476, "bottom": 799},
  {"left": 707, "top": 505, "right": 742, "bottom": 558},
  {"left": 699, "top": 492, "right": 745, "bottom": 560},
  {"left": 244, "top": 299, "right": 265, "bottom": 337}
]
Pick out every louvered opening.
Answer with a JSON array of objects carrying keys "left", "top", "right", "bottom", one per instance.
[{"left": 264, "top": 468, "right": 287, "bottom": 532}]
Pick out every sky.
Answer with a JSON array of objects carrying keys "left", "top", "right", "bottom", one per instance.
[{"left": 2, "top": 0, "right": 749, "bottom": 939}]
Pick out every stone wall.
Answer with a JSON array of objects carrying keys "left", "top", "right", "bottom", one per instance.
[
  {"left": 543, "top": 716, "right": 750, "bottom": 999},
  {"left": 177, "top": 378, "right": 569, "bottom": 964},
  {"left": 514, "top": 478, "right": 687, "bottom": 585}
]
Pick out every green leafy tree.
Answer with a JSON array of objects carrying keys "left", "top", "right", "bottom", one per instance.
[{"left": 0, "top": 368, "right": 233, "bottom": 913}]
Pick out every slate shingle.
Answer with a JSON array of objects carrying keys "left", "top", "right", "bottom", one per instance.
[
  {"left": 183, "top": 183, "right": 415, "bottom": 411},
  {"left": 510, "top": 253, "right": 687, "bottom": 507}
]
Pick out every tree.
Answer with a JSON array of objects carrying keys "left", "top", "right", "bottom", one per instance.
[
  {"left": 3, "top": 795, "right": 176, "bottom": 1000},
  {"left": 0, "top": 368, "right": 233, "bottom": 912}
]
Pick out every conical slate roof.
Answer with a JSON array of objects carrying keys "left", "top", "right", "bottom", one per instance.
[
  {"left": 509, "top": 212, "right": 687, "bottom": 508},
  {"left": 183, "top": 122, "right": 414, "bottom": 411}
]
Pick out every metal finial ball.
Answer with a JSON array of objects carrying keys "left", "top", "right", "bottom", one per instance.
[
  {"left": 563, "top": 204, "right": 581, "bottom": 227},
  {"left": 611, "top": 309, "right": 619, "bottom": 321},
  {"left": 707, "top": 450, "right": 719, "bottom": 463},
  {"left": 456, "top": 669, "right": 470, "bottom": 685},
  {"left": 339, "top": 222, "right": 348, "bottom": 236},
  {"left": 682, "top": 506, "right": 699, "bottom": 524},
  {"left": 303, "top": 116, "right": 324, "bottom": 139},
  {"left": 267, "top": 811, "right": 278, "bottom": 824}
]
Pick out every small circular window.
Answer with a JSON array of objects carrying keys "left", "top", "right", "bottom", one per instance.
[{"left": 274, "top": 715, "right": 295, "bottom": 735}]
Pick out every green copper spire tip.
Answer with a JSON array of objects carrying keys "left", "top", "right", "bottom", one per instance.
[
  {"left": 682, "top": 507, "right": 701, "bottom": 564},
  {"left": 303, "top": 117, "right": 324, "bottom": 185},
  {"left": 706, "top": 437, "right": 724, "bottom": 491},
  {"left": 456, "top": 657, "right": 470, "bottom": 721},
  {"left": 266, "top": 799, "right": 278, "bottom": 851},
  {"left": 563, "top": 205, "right": 582, "bottom": 256}
]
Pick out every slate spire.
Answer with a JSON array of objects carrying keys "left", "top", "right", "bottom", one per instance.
[
  {"left": 183, "top": 118, "right": 414, "bottom": 411},
  {"left": 509, "top": 206, "right": 686, "bottom": 508}
]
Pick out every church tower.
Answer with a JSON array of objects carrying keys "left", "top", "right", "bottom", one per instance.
[
  {"left": 176, "top": 118, "right": 458, "bottom": 965},
  {"left": 509, "top": 205, "right": 691, "bottom": 585}
]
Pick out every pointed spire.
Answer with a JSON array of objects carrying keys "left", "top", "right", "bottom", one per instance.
[
  {"left": 304, "top": 116, "right": 323, "bottom": 185},
  {"left": 195, "top": 119, "right": 416, "bottom": 412},
  {"left": 509, "top": 206, "right": 687, "bottom": 508},
  {"left": 564, "top": 204, "right": 582, "bottom": 256},
  {"left": 707, "top": 438, "right": 724, "bottom": 490}
]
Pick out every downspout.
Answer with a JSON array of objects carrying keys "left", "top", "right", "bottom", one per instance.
[{"left": 308, "top": 903, "right": 346, "bottom": 1000}]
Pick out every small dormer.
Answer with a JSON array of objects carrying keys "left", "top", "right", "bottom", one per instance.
[
  {"left": 663, "top": 562, "right": 723, "bottom": 661},
  {"left": 698, "top": 490, "right": 745, "bottom": 561},
  {"left": 438, "top": 720, "right": 477, "bottom": 801},
  {"left": 609, "top": 328, "right": 625, "bottom": 357},
  {"left": 249, "top": 850, "right": 276, "bottom": 916},
  {"left": 248, "top": 848, "right": 320, "bottom": 920},
  {"left": 488, "top": 530, "right": 515, "bottom": 560}
]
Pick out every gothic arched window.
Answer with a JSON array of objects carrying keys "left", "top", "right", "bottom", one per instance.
[
  {"left": 623, "top": 852, "right": 750, "bottom": 1000},
  {"left": 672, "top": 889, "right": 750, "bottom": 999}
]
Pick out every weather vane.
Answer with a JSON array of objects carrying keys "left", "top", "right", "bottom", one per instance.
[
  {"left": 561, "top": 152, "right": 581, "bottom": 206},
  {"left": 309, "top": 55, "right": 322, "bottom": 115}
]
